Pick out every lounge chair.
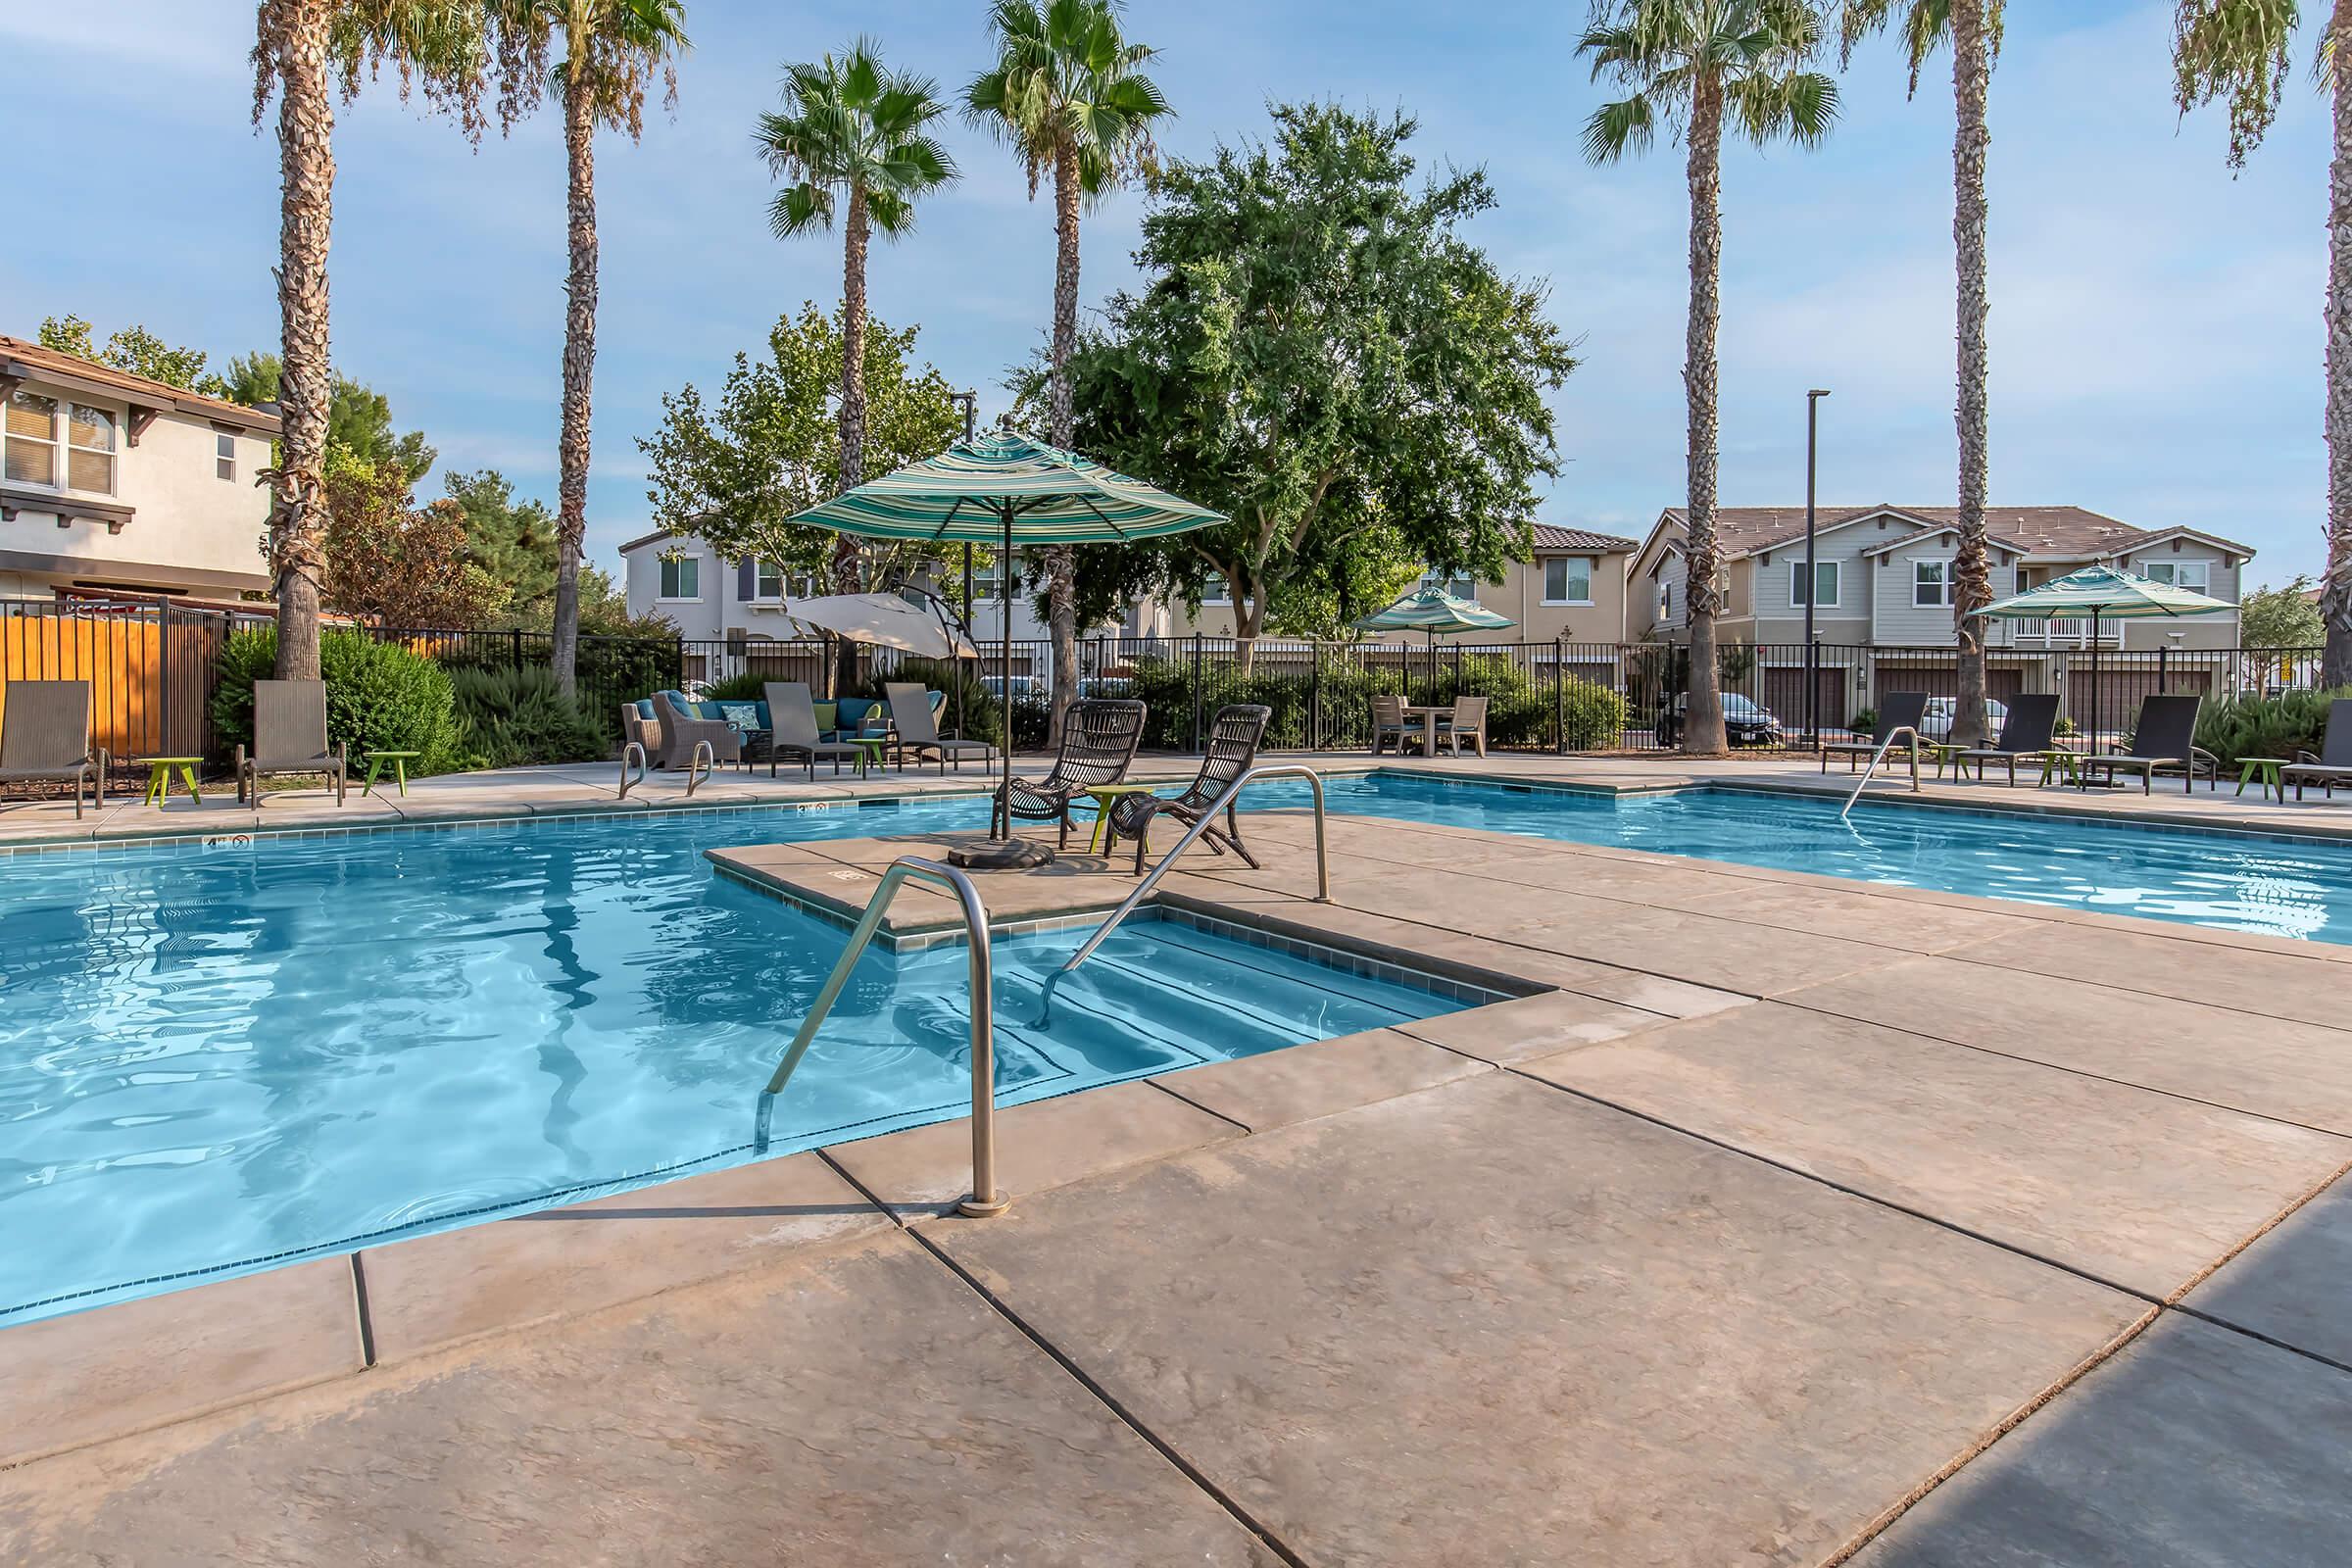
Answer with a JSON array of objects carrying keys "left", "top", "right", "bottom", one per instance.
[
  {"left": 235, "top": 679, "right": 347, "bottom": 806},
  {"left": 885, "top": 682, "right": 996, "bottom": 774},
  {"left": 0, "top": 679, "right": 105, "bottom": 817},
  {"left": 1106, "top": 704, "right": 1272, "bottom": 874},
  {"left": 651, "top": 692, "right": 741, "bottom": 771},
  {"left": 999, "top": 698, "right": 1148, "bottom": 847},
  {"left": 763, "top": 682, "right": 862, "bottom": 780},
  {"left": 1371, "top": 693, "right": 1412, "bottom": 757},
  {"left": 1435, "top": 695, "right": 1490, "bottom": 758},
  {"left": 1820, "top": 692, "right": 1929, "bottom": 772},
  {"left": 2082, "top": 693, "right": 2211, "bottom": 795},
  {"left": 1949, "top": 693, "right": 2060, "bottom": 785},
  {"left": 2282, "top": 698, "right": 2352, "bottom": 801}
]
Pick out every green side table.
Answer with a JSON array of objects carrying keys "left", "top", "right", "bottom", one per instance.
[
  {"left": 848, "top": 734, "right": 891, "bottom": 778},
  {"left": 137, "top": 757, "right": 205, "bottom": 806},
  {"left": 362, "top": 750, "right": 422, "bottom": 798},
  {"left": 2036, "top": 749, "right": 2082, "bottom": 789},
  {"left": 2236, "top": 757, "right": 2288, "bottom": 803},
  {"left": 1082, "top": 783, "right": 1162, "bottom": 855}
]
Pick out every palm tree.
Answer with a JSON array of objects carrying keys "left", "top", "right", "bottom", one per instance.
[
  {"left": 251, "top": 0, "right": 484, "bottom": 680},
  {"left": 2174, "top": 1, "right": 2352, "bottom": 687},
  {"left": 966, "top": 0, "right": 1171, "bottom": 740},
  {"left": 483, "top": 0, "right": 689, "bottom": 697},
  {"left": 1840, "top": 1, "right": 2003, "bottom": 747},
  {"left": 1580, "top": 1, "right": 1837, "bottom": 756},
  {"left": 757, "top": 41, "right": 958, "bottom": 693}
]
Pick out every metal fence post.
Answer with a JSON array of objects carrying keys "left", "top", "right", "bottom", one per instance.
[
  {"left": 1309, "top": 641, "right": 1323, "bottom": 750},
  {"left": 511, "top": 627, "right": 524, "bottom": 673},
  {"left": 2158, "top": 643, "right": 2171, "bottom": 694},
  {"left": 156, "top": 602, "right": 173, "bottom": 760},
  {"left": 1554, "top": 636, "right": 1566, "bottom": 754},
  {"left": 1190, "top": 634, "right": 1204, "bottom": 754}
]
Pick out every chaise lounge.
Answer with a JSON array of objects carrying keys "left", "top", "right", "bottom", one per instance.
[
  {"left": 763, "top": 682, "right": 863, "bottom": 780},
  {"left": 886, "top": 682, "right": 996, "bottom": 774},
  {"left": 236, "top": 679, "right": 347, "bottom": 806},
  {"left": 1820, "top": 692, "right": 1928, "bottom": 772},
  {"left": 2081, "top": 693, "right": 2212, "bottom": 795},
  {"left": 2282, "top": 698, "right": 2352, "bottom": 801},
  {"left": 1948, "top": 692, "right": 2060, "bottom": 785},
  {"left": 0, "top": 679, "right": 106, "bottom": 818}
]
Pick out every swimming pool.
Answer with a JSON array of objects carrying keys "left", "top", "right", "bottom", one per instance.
[
  {"left": 1295, "top": 772, "right": 2352, "bottom": 946},
  {"left": 0, "top": 801, "right": 1465, "bottom": 1325}
]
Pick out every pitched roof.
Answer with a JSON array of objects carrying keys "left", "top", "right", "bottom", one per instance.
[
  {"left": 1531, "top": 523, "right": 1639, "bottom": 554},
  {"left": 1654, "top": 505, "right": 2250, "bottom": 562},
  {"left": 0, "top": 333, "right": 280, "bottom": 434}
]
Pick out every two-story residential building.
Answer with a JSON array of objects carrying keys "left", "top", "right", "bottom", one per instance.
[
  {"left": 0, "top": 334, "right": 279, "bottom": 601},
  {"left": 1627, "top": 504, "right": 2255, "bottom": 724}
]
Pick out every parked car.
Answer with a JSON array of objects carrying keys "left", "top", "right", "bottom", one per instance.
[
  {"left": 1919, "top": 696, "right": 2009, "bottom": 741},
  {"left": 981, "top": 674, "right": 1045, "bottom": 702},
  {"left": 1655, "top": 692, "right": 1784, "bottom": 748}
]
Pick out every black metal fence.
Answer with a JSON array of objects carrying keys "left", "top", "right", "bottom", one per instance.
[{"left": 0, "top": 600, "right": 2329, "bottom": 764}]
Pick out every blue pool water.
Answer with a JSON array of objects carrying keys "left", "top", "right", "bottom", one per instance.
[{"left": 0, "top": 799, "right": 1460, "bottom": 1324}]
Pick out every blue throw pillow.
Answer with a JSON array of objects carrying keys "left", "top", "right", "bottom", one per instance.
[
  {"left": 716, "top": 702, "right": 761, "bottom": 730},
  {"left": 636, "top": 698, "right": 657, "bottom": 719}
]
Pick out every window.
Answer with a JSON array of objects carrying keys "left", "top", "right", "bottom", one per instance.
[
  {"left": 1543, "top": 556, "right": 1594, "bottom": 605},
  {"left": 5, "top": 390, "right": 57, "bottom": 485},
  {"left": 1912, "top": 559, "right": 1952, "bottom": 608},
  {"left": 754, "top": 560, "right": 785, "bottom": 601},
  {"left": 969, "top": 550, "right": 1014, "bottom": 602},
  {"left": 1200, "top": 573, "right": 1232, "bottom": 606},
  {"left": 216, "top": 432, "right": 236, "bottom": 482},
  {"left": 1789, "top": 560, "right": 1839, "bottom": 608},
  {"left": 658, "top": 555, "right": 701, "bottom": 600},
  {"left": 2144, "top": 560, "right": 2210, "bottom": 594},
  {"left": 1420, "top": 568, "right": 1478, "bottom": 600},
  {"left": 64, "top": 404, "right": 115, "bottom": 493}
]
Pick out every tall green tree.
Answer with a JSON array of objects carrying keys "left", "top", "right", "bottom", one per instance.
[
  {"left": 38, "top": 315, "right": 228, "bottom": 396},
  {"left": 1052, "top": 105, "right": 1577, "bottom": 669},
  {"left": 477, "top": 0, "right": 688, "bottom": 696},
  {"left": 214, "top": 351, "right": 436, "bottom": 480},
  {"left": 1580, "top": 0, "right": 1837, "bottom": 755},
  {"left": 1841, "top": 0, "right": 2003, "bottom": 747},
  {"left": 445, "top": 468, "right": 561, "bottom": 626},
  {"left": 755, "top": 39, "right": 957, "bottom": 686},
  {"left": 966, "top": 0, "right": 1171, "bottom": 737},
  {"left": 252, "top": 0, "right": 485, "bottom": 681},
  {"left": 637, "top": 303, "right": 963, "bottom": 605},
  {"left": 2174, "top": 1, "right": 2352, "bottom": 687}
]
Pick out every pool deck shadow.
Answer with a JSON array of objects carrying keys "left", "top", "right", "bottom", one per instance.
[{"left": 7, "top": 771, "right": 2352, "bottom": 1562}]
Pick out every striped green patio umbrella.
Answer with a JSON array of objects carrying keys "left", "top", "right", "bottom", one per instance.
[
  {"left": 1351, "top": 585, "right": 1516, "bottom": 704},
  {"left": 783, "top": 431, "right": 1227, "bottom": 866},
  {"left": 1973, "top": 564, "right": 2230, "bottom": 749}
]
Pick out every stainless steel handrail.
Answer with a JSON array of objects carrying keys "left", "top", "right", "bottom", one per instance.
[
  {"left": 683, "top": 739, "right": 716, "bottom": 799},
  {"left": 1036, "top": 762, "right": 1330, "bottom": 1024},
  {"left": 758, "top": 856, "right": 1006, "bottom": 1217},
  {"left": 1840, "top": 724, "right": 1924, "bottom": 818},
  {"left": 617, "top": 740, "right": 648, "bottom": 799}
]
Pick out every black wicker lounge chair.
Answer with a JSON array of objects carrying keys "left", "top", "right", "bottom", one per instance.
[
  {"left": 1106, "top": 704, "right": 1271, "bottom": 874},
  {"left": 998, "top": 698, "right": 1147, "bottom": 847}
]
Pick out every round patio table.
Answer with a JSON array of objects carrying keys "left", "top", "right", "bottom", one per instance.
[{"left": 136, "top": 756, "right": 205, "bottom": 806}]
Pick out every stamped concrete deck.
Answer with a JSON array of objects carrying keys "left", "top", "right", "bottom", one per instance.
[{"left": 4, "top": 757, "right": 2352, "bottom": 1563}]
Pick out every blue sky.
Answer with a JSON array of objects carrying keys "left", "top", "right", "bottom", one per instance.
[{"left": 1, "top": 2, "right": 2335, "bottom": 584}]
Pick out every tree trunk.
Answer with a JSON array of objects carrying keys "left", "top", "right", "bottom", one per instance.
[
  {"left": 1948, "top": 0, "right": 1994, "bottom": 747},
  {"left": 1681, "top": 77, "right": 1728, "bottom": 756},
  {"left": 1234, "top": 589, "right": 1260, "bottom": 675},
  {"left": 1044, "top": 140, "right": 1083, "bottom": 744},
  {"left": 834, "top": 187, "right": 871, "bottom": 697},
  {"left": 551, "top": 72, "right": 597, "bottom": 698},
  {"left": 268, "top": 0, "right": 333, "bottom": 682},
  {"left": 2327, "top": 0, "right": 2352, "bottom": 687}
]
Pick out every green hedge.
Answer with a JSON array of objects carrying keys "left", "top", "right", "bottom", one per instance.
[
  {"left": 449, "top": 664, "right": 606, "bottom": 769},
  {"left": 2192, "top": 688, "right": 2350, "bottom": 768},
  {"left": 1124, "top": 652, "right": 1627, "bottom": 751},
  {"left": 212, "top": 628, "right": 465, "bottom": 774}
]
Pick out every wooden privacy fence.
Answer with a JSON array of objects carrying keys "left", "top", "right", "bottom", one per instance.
[{"left": 1, "top": 600, "right": 230, "bottom": 767}]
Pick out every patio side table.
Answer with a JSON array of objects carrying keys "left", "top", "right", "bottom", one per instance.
[
  {"left": 848, "top": 734, "right": 891, "bottom": 778},
  {"left": 137, "top": 756, "right": 205, "bottom": 806},
  {"left": 362, "top": 750, "right": 422, "bottom": 798},
  {"left": 2035, "top": 750, "right": 2082, "bottom": 789},
  {"left": 1081, "top": 783, "right": 1161, "bottom": 856},
  {"left": 2235, "top": 757, "right": 2288, "bottom": 803}
]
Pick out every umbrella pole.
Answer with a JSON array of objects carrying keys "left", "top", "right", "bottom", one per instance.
[{"left": 954, "top": 502, "right": 1052, "bottom": 868}]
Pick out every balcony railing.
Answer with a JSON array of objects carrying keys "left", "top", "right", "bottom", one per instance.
[{"left": 2006, "top": 616, "right": 2124, "bottom": 649}]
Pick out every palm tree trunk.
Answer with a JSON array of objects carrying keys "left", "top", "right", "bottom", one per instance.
[
  {"left": 267, "top": 0, "right": 333, "bottom": 682},
  {"left": 1044, "top": 140, "right": 1084, "bottom": 746},
  {"left": 1682, "top": 76, "right": 1728, "bottom": 757},
  {"left": 551, "top": 72, "right": 597, "bottom": 699},
  {"left": 835, "top": 187, "right": 871, "bottom": 698},
  {"left": 2326, "top": 0, "right": 2352, "bottom": 687},
  {"left": 1949, "top": 0, "right": 1994, "bottom": 747}
]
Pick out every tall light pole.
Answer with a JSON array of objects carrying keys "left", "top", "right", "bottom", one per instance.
[{"left": 1803, "top": 388, "right": 1831, "bottom": 747}]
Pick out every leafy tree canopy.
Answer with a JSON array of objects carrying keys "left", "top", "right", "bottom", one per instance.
[
  {"left": 2242, "top": 575, "right": 2326, "bottom": 649},
  {"left": 39, "top": 314, "right": 227, "bottom": 397},
  {"left": 637, "top": 302, "right": 964, "bottom": 586},
  {"left": 1047, "top": 103, "right": 1578, "bottom": 652},
  {"left": 320, "top": 448, "right": 509, "bottom": 627},
  {"left": 214, "top": 351, "right": 436, "bottom": 482},
  {"left": 444, "top": 467, "right": 561, "bottom": 628}
]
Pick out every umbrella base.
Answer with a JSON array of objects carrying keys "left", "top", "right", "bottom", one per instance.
[{"left": 949, "top": 836, "right": 1055, "bottom": 871}]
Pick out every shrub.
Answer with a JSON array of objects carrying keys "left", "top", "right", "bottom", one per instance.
[
  {"left": 700, "top": 670, "right": 774, "bottom": 703},
  {"left": 854, "top": 659, "right": 1048, "bottom": 750},
  {"left": 1558, "top": 678, "right": 1630, "bottom": 751},
  {"left": 2193, "top": 687, "right": 2349, "bottom": 768},
  {"left": 449, "top": 664, "right": 607, "bottom": 768},
  {"left": 212, "top": 627, "right": 465, "bottom": 774}
]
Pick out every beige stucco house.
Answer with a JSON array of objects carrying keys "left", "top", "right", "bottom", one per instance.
[{"left": 0, "top": 334, "right": 280, "bottom": 601}]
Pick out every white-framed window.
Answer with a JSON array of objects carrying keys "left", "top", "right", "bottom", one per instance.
[
  {"left": 1789, "top": 560, "right": 1839, "bottom": 608},
  {"left": 1659, "top": 579, "right": 1674, "bottom": 620},
  {"left": 1543, "top": 556, "right": 1594, "bottom": 606},
  {"left": 752, "top": 560, "right": 815, "bottom": 602},
  {"left": 65, "top": 403, "right": 116, "bottom": 494},
  {"left": 1912, "top": 559, "right": 1953, "bottom": 608},
  {"left": 969, "top": 550, "right": 1014, "bottom": 602},
  {"left": 1420, "top": 567, "right": 1478, "bottom": 601},
  {"left": 2144, "top": 560, "right": 2210, "bottom": 594},
  {"left": 658, "top": 555, "right": 702, "bottom": 601},
  {"left": 1, "top": 393, "right": 117, "bottom": 495},
  {"left": 216, "top": 432, "right": 236, "bottom": 482},
  {"left": 1200, "top": 573, "right": 1232, "bottom": 606},
  {"left": 4, "top": 389, "right": 58, "bottom": 486}
]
